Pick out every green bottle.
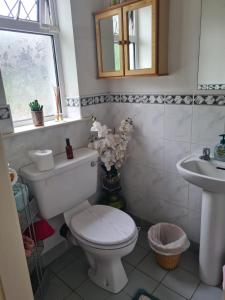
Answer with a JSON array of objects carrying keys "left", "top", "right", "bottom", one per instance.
[{"left": 214, "top": 134, "right": 225, "bottom": 162}]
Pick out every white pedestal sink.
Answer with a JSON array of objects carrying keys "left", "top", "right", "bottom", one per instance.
[{"left": 177, "top": 154, "right": 225, "bottom": 286}]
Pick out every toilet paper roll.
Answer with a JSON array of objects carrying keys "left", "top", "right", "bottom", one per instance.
[{"left": 28, "top": 150, "right": 54, "bottom": 172}]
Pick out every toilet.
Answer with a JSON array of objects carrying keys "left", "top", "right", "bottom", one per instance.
[{"left": 21, "top": 148, "right": 138, "bottom": 293}]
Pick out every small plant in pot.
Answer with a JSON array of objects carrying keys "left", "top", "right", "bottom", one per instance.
[{"left": 29, "top": 100, "right": 44, "bottom": 127}]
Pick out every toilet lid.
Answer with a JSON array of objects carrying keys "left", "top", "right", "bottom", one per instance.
[{"left": 70, "top": 205, "right": 137, "bottom": 246}]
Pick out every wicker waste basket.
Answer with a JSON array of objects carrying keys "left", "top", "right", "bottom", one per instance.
[{"left": 148, "top": 223, "right": 190, "bottom": 270}]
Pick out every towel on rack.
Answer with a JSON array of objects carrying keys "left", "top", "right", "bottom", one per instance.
[
  {"left": 24, "top": 220, "right": 55, "bottom": 241},
  {"left": 13, "top": 183, "right": 29, "bottom": 212}
]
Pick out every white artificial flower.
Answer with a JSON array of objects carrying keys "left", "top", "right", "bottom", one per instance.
[{"left": 88, "top": 118, "right": 134, "bottom": 172}]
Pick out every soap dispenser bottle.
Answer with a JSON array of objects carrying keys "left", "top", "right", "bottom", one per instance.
[{"left": 214, "top": 134, "right": 225, "bottom": 162}]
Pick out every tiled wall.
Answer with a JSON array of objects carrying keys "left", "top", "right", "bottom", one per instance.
[
  {"left": 80, "top": 93, "right": 225, "bottom": 243},
  {"left": 4, "top": 92, "right": 225, "bottom": 249}
]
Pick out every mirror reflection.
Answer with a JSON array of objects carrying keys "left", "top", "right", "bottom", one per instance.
[
  {"left": 198, "top": 0, "right": 225, "bottom": 90},
  {"left": 127, "top": 5, "right": 152, "bottom": 70},
  {"left": 100, "top": 15, "right": 121, "bottom": 72}
]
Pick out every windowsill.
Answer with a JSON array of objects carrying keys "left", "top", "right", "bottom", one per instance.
[{"left": 3, "top": 117, "right": 91, "bottom": 139}]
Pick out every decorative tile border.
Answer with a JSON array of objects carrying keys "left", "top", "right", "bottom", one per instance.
[
  {"left": 66, "top": 97, "right": 80, "bottom": 107},
  {"left": 165, "top": 95, "right": 193, "bottom": 105},
  {"left": 120, "top": 94, "right": 164, "bottom": 104},
  {"left": 81, "top": 95, "right": 106, "bottom": 106},
  {"left": 66, "top": 94, "right": 225, "bottom": 107},
  {"left": 109, "top": 94, "right": 121, "bottom": 103},
  {"left": 198, "top": 84, "right": 225, "bottom": 90},
  {"left": 194, "top": 95, "right": 225, "bottom": 105}
]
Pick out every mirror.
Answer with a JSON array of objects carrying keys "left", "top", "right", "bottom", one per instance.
[
  {"left": 99, "top": 15, "right": 121, "bottom": 73},
  {"left": 127, "top": 5, "right": 153, "bottom": 70},
  {"left": 198, "top": 0, "right": 225, "bottom": 90}
]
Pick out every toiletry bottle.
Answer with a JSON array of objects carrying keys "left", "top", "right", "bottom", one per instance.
[
  {"left": 65, "top": 138, "right": 74, "bottom": 160},
  {"left": 214, "top": 134, "right": 225, "bottom": 162}
]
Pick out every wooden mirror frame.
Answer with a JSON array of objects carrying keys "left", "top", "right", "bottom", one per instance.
[
  {"left": 95, "top": 8, "right": 124, "bottom": 78},
  {"left": 123, "top": 0, "right": 157, "bottom": 76}
]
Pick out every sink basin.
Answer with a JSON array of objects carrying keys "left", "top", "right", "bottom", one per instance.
[
  {"left": 177, "top": 154, "right": 225, "bottom": 286},
  {"left": 177, "top": 154, "right": 225, "bottom": 192}
]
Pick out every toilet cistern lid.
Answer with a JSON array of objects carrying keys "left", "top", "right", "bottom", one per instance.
[{"left": 70, "top": 205, "right": 137, "bottom": 246}]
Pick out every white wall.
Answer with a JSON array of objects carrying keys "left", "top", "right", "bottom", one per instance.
[
  {"left": 56, "top": 0, "right": 80, "bottom": 98},
  {"left": 70, "top": 0, "right": 109, "bottom": 96}
]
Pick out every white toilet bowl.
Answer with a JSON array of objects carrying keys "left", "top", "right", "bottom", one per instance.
[
  {"left": 20, "top": 149, "right": 138, "bottom": 293},
  {"left": 70, "top": 205, "right": 138, "bottom": 293}
]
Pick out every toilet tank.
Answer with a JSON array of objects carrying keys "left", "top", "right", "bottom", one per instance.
[{"left": 21, "top": 148, "right": 98, "bottom": 219}]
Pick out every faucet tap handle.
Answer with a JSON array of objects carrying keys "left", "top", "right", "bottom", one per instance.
[
  {"left": 203, "top": 147, "right": 210, "bottom": 157},
  {"left": 200, "top": 147, "right": 211, "bottom": 161}
]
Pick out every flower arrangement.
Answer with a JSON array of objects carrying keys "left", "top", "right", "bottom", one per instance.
[{"left": 88, "top": 117, "right": 134, "bottom": 178}]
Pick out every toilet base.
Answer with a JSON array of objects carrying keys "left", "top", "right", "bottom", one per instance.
[{"left": 88, "top": 257, "right": 128, "bottom": 293}]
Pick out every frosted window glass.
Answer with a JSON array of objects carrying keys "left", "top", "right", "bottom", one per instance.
[{"left": 0, "top": 30, "right": 58, "bottom": 122}]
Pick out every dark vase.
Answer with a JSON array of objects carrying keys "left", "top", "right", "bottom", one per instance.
[{"left": 99, "top": 171, "right": 126, "bottom": 211}]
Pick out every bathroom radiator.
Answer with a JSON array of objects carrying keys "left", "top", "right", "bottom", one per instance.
[{"left": 14, "top": 183, "right": 49, "bottom": 300}]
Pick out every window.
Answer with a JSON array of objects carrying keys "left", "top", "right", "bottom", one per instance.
[
  {"left": 0, "top": 0, "right": 38, "bottom": 21},
  {"left": 0, "top": 0, "right": 62, "bottom": 125},
  {"left": 0, "top": 31, "right": 57, "bottom": 122}
]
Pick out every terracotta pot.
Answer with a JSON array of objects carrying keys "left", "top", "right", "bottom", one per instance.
[{"left": 31, "top": 111, "right": 44, "bottom": 127}]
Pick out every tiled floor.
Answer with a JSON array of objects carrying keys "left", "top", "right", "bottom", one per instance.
[{"left": 42, "top": 230, "right": 223, "bottom": 300}]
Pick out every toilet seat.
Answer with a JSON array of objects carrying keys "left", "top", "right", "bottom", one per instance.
[
  {"left": 74, "top": 227, "right": 138, "bottom": 250},
  {"left": 70, "top": 205, "right": 137, "bottom": 249}
]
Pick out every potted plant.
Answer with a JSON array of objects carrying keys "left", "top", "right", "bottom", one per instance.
[{"left": 29, "top": 100, "right": 44, "bottom": 127}]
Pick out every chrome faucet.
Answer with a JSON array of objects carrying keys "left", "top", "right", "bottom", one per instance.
[{"left": 200, "top": 148, "right": 211, "bottom": 161}]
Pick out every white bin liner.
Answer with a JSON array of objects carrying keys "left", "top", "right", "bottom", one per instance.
[{"left": 148, "top": 223, "right": 190, "bottom": 256}]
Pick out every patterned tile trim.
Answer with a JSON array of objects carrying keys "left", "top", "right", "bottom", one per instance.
[
  {"left": 67, "top": 94, "right": 225, "bottom": 106},
  {"left": 120, "top": 94, "right": 164, "bottom": 104},
  {"left": 66, "top": 97, "right": 80, "bottom": 107},
  {"left": 198, "top": 84, "right": 225, "bottom": 90},
  {"left": 194, "top": 95, "right": 225, "bottom": 105},
  {"left": 80, "top": 95, "right": 108, "bottom": 106},
  {"left": 108, "top": 94, "right": 121, "bottom": 103},
  {"left": 165, "top": 95, "right": 193, "bottom": 105}
]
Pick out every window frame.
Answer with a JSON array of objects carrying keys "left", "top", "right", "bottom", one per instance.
[{"left": 0, "top": 0, "right": 65, "bottom": 127}]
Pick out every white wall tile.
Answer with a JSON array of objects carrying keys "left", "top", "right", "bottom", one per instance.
[
  {"left": 165, "top": 105, "right": 193, "bottom": 142},
  {"left": 129, "top": 135, "right": 165, "bottom": 170},
  {"left": 107, "top": 101, "right": 218, "bottom": 244},
  {"left": 164, "top": 140, "right": 191, "bottom": 173},
  {"left": 192, "top": 105, "right": 225, "bottom": 145},
  {"left": 163, "top": 171, "right": 189, "bottom": 208},
  {"left": 135, "top": 104, "right": 164, "bottom": 138}
]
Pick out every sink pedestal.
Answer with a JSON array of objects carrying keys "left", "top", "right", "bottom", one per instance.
[{"left": 200, "top": 191, "right": 225, "bottom": 286}]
